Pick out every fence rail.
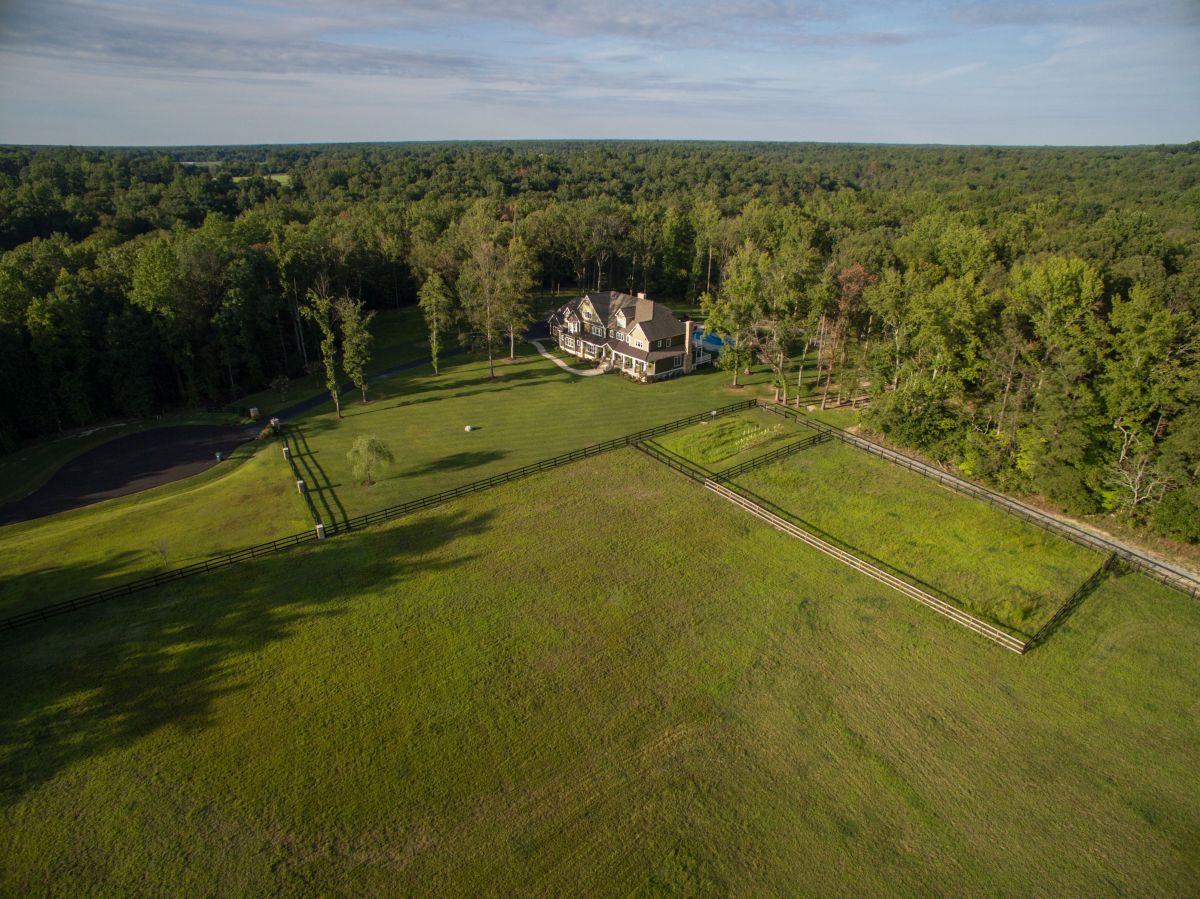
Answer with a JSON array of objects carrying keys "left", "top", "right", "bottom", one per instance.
[
  {"left": 1, "top": 400, "right": 757, "bottom": 634},
  {"left": 755, "top": 400, "right": 1200, "bottom": 601},
  {"left": 632, "top": 437, "right": 1027, "bottom": 652},
  {"left": 632, "top": 441, "right": 709, "bottom": 482},
  {"left": 0, "top": 530, "right": 318, "bottom": 632},
  {"left": 1024, "top": 554, "right": 1120, "bottom": 651},
  {"left": 326, "top": 399, "right": 757, "bottom": 535},
  {"left": 702, "top": 479, "right": 1026, "bottom": 653}
]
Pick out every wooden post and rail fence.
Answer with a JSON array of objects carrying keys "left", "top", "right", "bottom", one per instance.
[{"left": 4, "top": 395, "right": 1194, "bottom": 645}]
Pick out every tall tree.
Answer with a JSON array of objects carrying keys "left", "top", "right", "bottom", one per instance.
[
  {"left": 336, "top": 295, "right": 375, "bottom": 403},
  {"left": 418, "top": 273, "right": 455, "bottom": 374},
  {"left": 501, "top": 235, "right": 537, "bottom": 359},
  {"left": 301, "top": 278, "right": 341, "bottom": 419},
  {"left": 458, "top": 240, "right": 504, "bottom": 378},
  {"left": 701, "top": 241, "right": 765, "bottom": 388}
]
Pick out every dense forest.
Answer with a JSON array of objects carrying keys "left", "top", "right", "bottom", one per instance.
[{"left": 1, "top": 141, "right": 1198, "bottom": 541}]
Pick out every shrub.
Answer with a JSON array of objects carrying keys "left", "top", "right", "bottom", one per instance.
[{"left": 1151, "top": 488, "right": 1200, "bottom": 543}]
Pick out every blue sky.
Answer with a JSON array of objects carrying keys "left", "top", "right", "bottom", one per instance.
[{"left": 0, "top": 0, "right": 1196, "bottom": 146}]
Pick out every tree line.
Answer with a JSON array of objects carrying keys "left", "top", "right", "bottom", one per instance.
[{"left": 0, "top": 142, "right": 1197, "bottom": 542}]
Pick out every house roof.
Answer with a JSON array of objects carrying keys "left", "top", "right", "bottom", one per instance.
[{"left": 548, "top": 291, "right": 686, "bottom": 341}]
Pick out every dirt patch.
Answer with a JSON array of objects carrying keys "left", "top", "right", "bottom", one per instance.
[{"left": 0, "top": 425, "right": 251, "bottom": 525}]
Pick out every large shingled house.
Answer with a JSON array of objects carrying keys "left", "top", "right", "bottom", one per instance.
[{"left": 547, "top": 291, "right": 712, "bottom": 381}]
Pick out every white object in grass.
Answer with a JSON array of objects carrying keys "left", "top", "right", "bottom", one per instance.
[{"left": 464, "top": 425, "right": 473, "bottom": 432}]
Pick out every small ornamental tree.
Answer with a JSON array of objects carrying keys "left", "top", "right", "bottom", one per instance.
[{"left": 347, "top": 434, "right": 394, "bottom": 487}]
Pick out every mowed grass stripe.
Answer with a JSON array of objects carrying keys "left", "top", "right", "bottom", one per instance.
[{"left": 3, "top": 449, "right": 1199, "bottom": 895}]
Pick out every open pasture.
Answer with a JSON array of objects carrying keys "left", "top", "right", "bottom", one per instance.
[{"left": 2, "top": 450, "right": 1198, "bottom": 895}]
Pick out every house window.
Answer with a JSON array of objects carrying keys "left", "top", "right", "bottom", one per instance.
[
  {"left": 673, "top": 354, "right": 683, "bottom": 368},
  {"left": 591, "top": 324, "right": 605, "bottom": 338},
  {"left": 615, "top": 331, "right": 625, "bottom": 342}
]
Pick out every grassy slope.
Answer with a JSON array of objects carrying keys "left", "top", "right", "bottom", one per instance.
[
  {"left": 729, "top": 437, "right": 1101, "bottom": 637},
  {"left": 0, "top": 441, "right": 311, "bottom": 618},
  {"left": 2, "top": 450, "right": 1198, "bottom": 895}
]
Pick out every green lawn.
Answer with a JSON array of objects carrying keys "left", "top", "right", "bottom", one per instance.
[
  {"left": 712, "top": 430, "right": 1103, "bottom": 637},
  {"left": 0, "top": 439, "right": 311, "bottom": 619},
  {"left": 286, "top": 344, "right": 768, "bottom": 523},
  {"left": 2, "top": 450, "right": 1198, "bottom": 895},
  {"left": 0, "top": 341, "right": 769, "bottom": 619}
]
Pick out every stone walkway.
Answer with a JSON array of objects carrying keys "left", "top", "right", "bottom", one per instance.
[{"left": 530, "top": 340, "right": 607, "bottom": 376}]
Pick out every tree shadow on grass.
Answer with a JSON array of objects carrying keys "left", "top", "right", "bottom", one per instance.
[
  {"left": 404, "top": 450, "right": 508, "bottom": 477},
  {"left": 0, "top": 506, "right": 494, "bottom": 807},
  {"left": 289, "top": 427, "right": 349, "bottom": 529},
  {"left": 339, "top": 366, "right": 562, "bottom": 420},
  {"left": 0, "top": 550, "right": 154, "bottom": 622}
]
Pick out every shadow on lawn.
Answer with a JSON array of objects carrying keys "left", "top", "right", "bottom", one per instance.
[
  {"left": 290, "top": 427, "right": 349, "bottom": 529},
  {"left": 405, "top": 450, "right": 509, "bottom": 477},
  {"left": 0, "top": 506, "right": 495, "bottom": 806},
  {"left": 0, "top": 550, "right": 152, "bottom": 621}
]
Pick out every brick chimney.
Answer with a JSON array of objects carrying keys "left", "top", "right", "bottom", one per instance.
[{"left": 683, "top": 320, "right": 693, "bottom": 374}]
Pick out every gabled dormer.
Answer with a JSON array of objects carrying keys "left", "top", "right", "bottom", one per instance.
[
  {"left": 578, "top": 296, "right": 600, "bottom": 324},
  {"left": 625, "top": 322, "right": 649, "bottom": 351}
]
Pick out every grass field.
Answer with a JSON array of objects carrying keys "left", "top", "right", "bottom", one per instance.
[
  {"left": 0, "top": 440, "right": 311, "bottom": 618},
  {"left": 0, "top": 341, "right": 769, "bottom": 619},
  {"left": 2, "top": 450, "right": 1198, "bottom": 894},
  {"left": 232, "top": 172, "right": 293, "bottom": 185},
  {"left": 285, "top": 344, "right": 765, "bottom": 522},
  {"left": 671, "top": 415, "right": 1103, "bottom": 637}
]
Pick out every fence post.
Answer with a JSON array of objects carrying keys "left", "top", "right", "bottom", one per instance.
[
  {"left": 297, "top": 479, "right": 306, "bottom": 494},
  {"left": 316, "top": 523, "right": 326, "bottom": 540},
  {"left": 283, "top": 446, "right": 291, "bottom": 461}
]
